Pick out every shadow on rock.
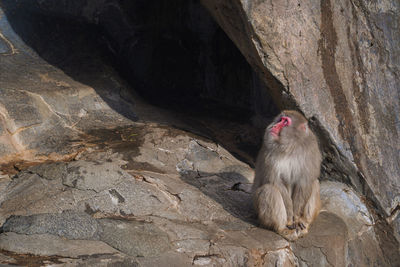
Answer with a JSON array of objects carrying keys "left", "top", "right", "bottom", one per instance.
[
  {"left": 0, "top": 0, "right": 139, "bottom": 122},
  {"left": 179, "top": 169, "right": 257, "bottom": 225},
  {"left": 0, "top": 0, "right": 266, "bottom": 168}
]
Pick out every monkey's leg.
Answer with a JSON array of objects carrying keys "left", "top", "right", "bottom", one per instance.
[
  {"left": 254, "top": 184, "right": 298, "bottom": 241},
  {"left": 297, "top": 180, "right": 321, "bottom": 237},
  {"left": 254, "top": 184, "right": 287, "bottom": 231}
]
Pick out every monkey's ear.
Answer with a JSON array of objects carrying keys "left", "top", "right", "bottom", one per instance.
[{"left": 299, "top": 123, "right": 308, "bottom": 133}]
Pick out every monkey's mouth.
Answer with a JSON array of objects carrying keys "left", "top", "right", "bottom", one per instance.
[
  {"left": 270, "top": 116, "right": 291, "bottom": 137},
  {"left": 270, "top": 123, "right": 283, "bottom": 137}
]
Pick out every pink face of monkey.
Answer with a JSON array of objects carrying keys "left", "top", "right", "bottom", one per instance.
[
  {"left": 270, "top": 116, "right": 292, "bottom": 137},
  {"left": 267, "top": 111, "right": 310, "bottom": 142}
]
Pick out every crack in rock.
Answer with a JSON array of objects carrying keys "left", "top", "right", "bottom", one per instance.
[
  {"left": 141, "top": 175, "right": 182, "bottom": 204},
  {"left": 387, "top": 204, "right": 400, "bottom": 224},
  {"left": 108, "top": 189, "right": 125, "bottom": 204}
]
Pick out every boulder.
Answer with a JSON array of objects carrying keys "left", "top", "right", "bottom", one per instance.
[
  {"left": 0, "top": 0, "right": 398, "bottom": 266},
  {"left": 201, "top": 0, "right": 400, "bottom": 245}
]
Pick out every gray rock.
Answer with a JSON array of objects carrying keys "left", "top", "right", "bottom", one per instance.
[
  {"left": 292, "top": 212, "right": 347, "bottom": 267},
  {"left": 1, "top": 210, "right": 101, "bottom": 240},
  {"left": 28, "top": 162, "right": 68, "bottom": 180},
  {"left": 263, "top": 248, "right": 299, "bottom": 267},
  {"left": 0, "top": 142, "right": 395, "bottom": 266},
  {"left": 176, "top": 188, "right": 233, "bottom": 222},
  {"left": 57, "top": 256, "right": 139, "bottom": 267},
  {"left": 83, "top": 176, "right": 176, "bottom": 218},
  {"left": 200, "top": 0, "right": 400, "bottom": 243},
  {"left": 0, "top": 232, "right": 118, "bottom": 257},
  {"left": 393, "top": 215, "right": 400, "bottom": 247},
  {"left": 0, "top": 175, "right": 11, "bottom": 204},
  {"left": 0, "top": 172, "right": 75, "bottom": 225},
  {"left": 0, "top": 3, "right": 138, "bottom": 166},
  {"left": 63, "top": 161, "right": 128, "bottom": 192},
  {"left": 136, "top": 252, "right": 192, "bottom": 267},
  {"left": 99, "top": 219, "right": 171, "bottom": 257},
  {"left": 320, "top": 181, "right": 390, "bottom": 266},
  {"left": 0, "top": 1, "right": 398, "bottom": 265},
  {"left": 320, "top": 181, "right": 373, "bottom": 238}
]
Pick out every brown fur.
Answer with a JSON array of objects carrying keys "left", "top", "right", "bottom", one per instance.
[{"left": 252, "top": 110, "right": 322, "bottom": 241}]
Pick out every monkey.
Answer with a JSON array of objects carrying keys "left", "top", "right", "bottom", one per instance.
[{"left": 252, "top": 110, "right": 321, "bottom": 241}]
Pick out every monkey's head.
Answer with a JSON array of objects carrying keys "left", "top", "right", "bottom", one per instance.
[{"left": 266, "top": 110, "right": 311, "bottom": 145}]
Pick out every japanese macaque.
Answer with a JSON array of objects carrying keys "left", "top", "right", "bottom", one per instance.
[{"left": 252, "top": 110, "right": 321, "bottom": 241}]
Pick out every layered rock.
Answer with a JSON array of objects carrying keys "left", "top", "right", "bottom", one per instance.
[
  {"left": 0, "top": 0, "right": 399, "bottom": 266},
  {"left": 201, "top": 0, "right": 400, "bottom": 244}
]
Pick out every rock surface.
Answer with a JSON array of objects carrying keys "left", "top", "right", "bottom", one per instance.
[
  {"left": 0, "top": 1, "right": 399, "bottom": 266},
  {"left": 0, "top": 149, "right": 392, "bottom": 266},
  {"left": 200, "top": 0, "right": 400, "bottom": 243}
]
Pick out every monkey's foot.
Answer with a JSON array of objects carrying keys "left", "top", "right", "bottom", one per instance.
[
  {"left": 298, "top": 222, "right": 306, "bottom": 230},
  {"left": 279, "top": 228, "right": 299, "bottom": 241},
  {"left": 295, "top": 220, "right": 310, "bottom": 238},
  {"left": 287, "top": 223, "right": 296, "bottom": 230}
]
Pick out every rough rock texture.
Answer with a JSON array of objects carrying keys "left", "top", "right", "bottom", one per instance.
[
  {"left": 0, "top": 0, "right": 399, "bottom": 266},
  {"left": 200, "top": 0, "right": 400, "bottom": 245},
  {"left": 0, "top": 151, "right": 392, "bottom": 266}
]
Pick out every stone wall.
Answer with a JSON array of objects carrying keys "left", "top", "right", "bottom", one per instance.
[{"left": 201, "top": 0, "right": 400, "bottom": 242}]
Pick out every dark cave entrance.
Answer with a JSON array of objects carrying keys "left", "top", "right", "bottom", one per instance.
[
  {"left": 113, "top": 0, "right": 279, "bottom": 121},
  {"left": 1, "top": 0, "right": 278, "bottom": 163}
]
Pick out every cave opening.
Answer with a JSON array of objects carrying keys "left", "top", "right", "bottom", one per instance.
[{"left": 1, "top": 0, "right": 279, "bottom": 164}]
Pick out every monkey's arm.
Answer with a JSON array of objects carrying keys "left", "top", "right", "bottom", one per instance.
[
  {"left": 292, "top": 180, "right": 313, "bottom": 220},
  {"left": 274, "top": 182, "right": 294, "bottom": 226}
]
